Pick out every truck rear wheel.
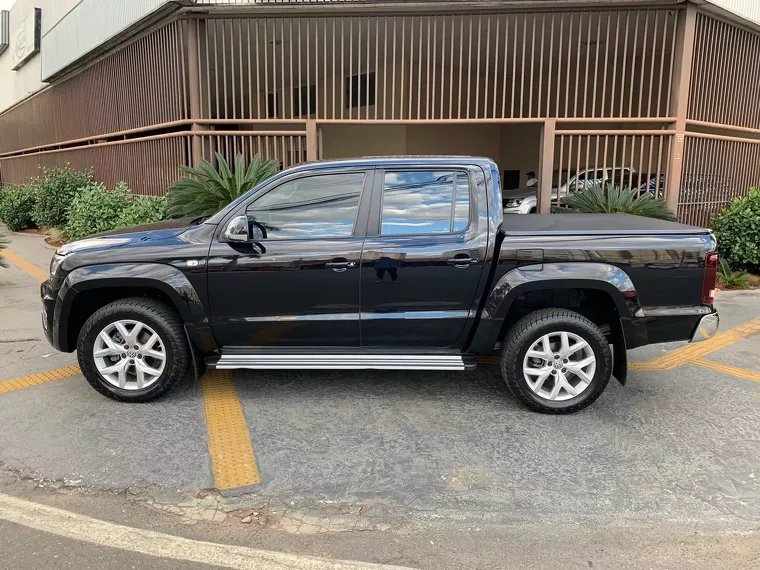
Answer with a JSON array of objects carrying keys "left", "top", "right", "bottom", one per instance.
[
  {"left": 76, "top": 298, "right": 190, "bottom": 402},
  {"left": 500, "top": 309, "right": 612, "bottom": 414}
]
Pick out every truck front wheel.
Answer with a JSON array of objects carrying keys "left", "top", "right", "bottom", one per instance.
[
  {"left": 76, "top": 298, "right": 190, "bottom": 402},
  {"left": 501, "top": 309, "right": 612, "bottom": 414}
]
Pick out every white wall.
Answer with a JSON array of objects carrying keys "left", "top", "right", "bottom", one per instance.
[
  {"left": 0, "top": 0, "right": 83, "bottom": 113},
  {"left": 705, "top": 0, "right": 760, "bottom": 28}
]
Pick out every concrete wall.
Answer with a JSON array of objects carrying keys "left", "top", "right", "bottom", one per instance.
[
  {"left": 498, "top": 123, "right": 541, "bottom": 178},
  {"left": 1, "top": 0, "right": 50, "bottom": 112},
  {"left": 321, "top": 124, "right": 407, "bottom": 158},
  {"left": 321, "top": 122, "right": 543, "bottom": 186}
]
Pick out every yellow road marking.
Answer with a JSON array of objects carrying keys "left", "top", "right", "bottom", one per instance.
[
  {"left": 692, "top": 358, "right": 760, "bottom": 383},
  {"left": 0, "top": 365, "right": 81, "bottom": 394},
  {"left": 634, "top": 317, "right": 760, "bottom": 370},
  {"left": 628, "top": 361, "right": 663, "bottom": 370},
  {"left": 201, "top": 370, "right": 260, "bottom": 490},
  {"left": 1, "top": 248, "right": 49, "bottom": 283}
]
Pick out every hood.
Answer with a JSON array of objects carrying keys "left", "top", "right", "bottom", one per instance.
[
  {"left": 502, "top": 187, "right": 564, "bottom": 201},
  {"left": 502, "top": 188, "right": 537, "bottom": 200},
  {"left": 58, "top": 219, "right": 195, "bottom": 256}
]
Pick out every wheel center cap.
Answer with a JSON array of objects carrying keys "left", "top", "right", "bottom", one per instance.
[
  {"left": 553, "top": 361, "right": 563, "bottom": 369},
  {"left": 127, "top": 350, "right": 137, "bottom": 358}
]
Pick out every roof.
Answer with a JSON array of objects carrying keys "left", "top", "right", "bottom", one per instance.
[{"left": 283, "top": 156, "right": 497, "bottom": 173}]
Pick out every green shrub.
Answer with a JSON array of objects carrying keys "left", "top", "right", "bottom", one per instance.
[
  {"left": 64, "top": 182, "right": 131, "bottom": 241},
  {"left": 31, "top": 163, "right": 94, "bottom": 229},
  {"left": 710, "top": 188, "right": 760, "bottom": 272},
  {"left": 0, "top": 184, "right": 37, "bottom": 231},
  {"left": 555, "top": 182, "right": 679, "bottom": 221},
  {"left": 167, "top": 152, "right": 280, "bottom": 218},
  {"left": 115, "top": 195, "right": 167, "bottom": 229}
]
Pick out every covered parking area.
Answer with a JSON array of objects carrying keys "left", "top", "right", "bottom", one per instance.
[{"left": 2, "top": 1, "right": 760, "bottom": 226}]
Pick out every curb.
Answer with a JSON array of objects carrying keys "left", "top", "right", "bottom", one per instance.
[{"left": 715, "top": 289, "right": 760, "bottom": 297}]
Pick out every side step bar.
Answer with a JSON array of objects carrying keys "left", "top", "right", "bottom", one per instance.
[{"left": 211, "top": 354, "right": 473, "bottom": 371}]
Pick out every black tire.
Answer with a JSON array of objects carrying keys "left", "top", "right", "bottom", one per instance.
[
  {"left": 77, "top": 297, "right": 190, "bottom": 402},
  {"left": 501, "top": 308, "right": 612, "bottom": 414}
]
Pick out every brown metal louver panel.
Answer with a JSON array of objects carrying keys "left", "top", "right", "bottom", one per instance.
[
  {"left": 192, "top": 9, "right": 679, "bottom": 122},
  {"left": 552, "top": 130, "right": 674, "bottom": 206},
  {"left": 0, "top": 21, "right": 188, "bottom": 155},
  {"left": 195, "top": 132, "right": 308, "bottom": 169},
  {"left": 0, "top": 134, "right": 190, "bottom": 196},
  {"left": 688, "top": 13, "right": 760, "bottom": 131},
  {"left": 678, "top": 134, "right": 760, "bottom": 226}
]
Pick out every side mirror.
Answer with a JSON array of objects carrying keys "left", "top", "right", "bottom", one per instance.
[{"left": 223, "top": 215, "right": 249, "bottom": 242}]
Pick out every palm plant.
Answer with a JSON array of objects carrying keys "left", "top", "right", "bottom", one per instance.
[
  {"left": 555, "top": 182, "right": 679, "bottom": 222},
  {"left": 717, "top": 259, "right": 750, "bottom": 289},
  {"left": 167, "top": 152, "right": 280, "bottom": 218}
]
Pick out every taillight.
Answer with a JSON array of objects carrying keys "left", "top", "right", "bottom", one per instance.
[{"left": 702, "top": 252, "right": 719, "bottom": 305}]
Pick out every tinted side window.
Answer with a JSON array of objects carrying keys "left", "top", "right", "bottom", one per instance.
[
  {"left": 246, "top": 172, "right": 364, "bottom": 239},
  {"left": 381, "top": 171, "right": 470, "bottom": 236}
]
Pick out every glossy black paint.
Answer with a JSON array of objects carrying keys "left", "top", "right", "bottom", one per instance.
[
  {"left": 468, "top": 231, "right": 716, "bottom": 353},
  {"left": 358, "top": 164, "right": 490, "bottom": 347},
  {"left": 42, "top": 156, "right": 716, "bottom": 362},
  {"left": 205, "top": 166, "right": 375, "bottom": 347},
  {"left": 42, "top": 224, "right": 216, "bottom": 353}
]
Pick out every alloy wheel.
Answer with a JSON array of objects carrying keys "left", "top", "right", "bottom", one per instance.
[
  {"left": 92, "top": 319, "right": 166, "bottom": 390},
  {"left": 522, "top": 331, "right": 596, "bottom": 401}
]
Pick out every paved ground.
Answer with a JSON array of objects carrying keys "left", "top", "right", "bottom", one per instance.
[{"left": 1, "top": 230, "right": 760, "bottom": 569}]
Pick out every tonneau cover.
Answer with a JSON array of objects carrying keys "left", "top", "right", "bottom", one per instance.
[{"left": 502, "top": 213, "right": 710, "bottom": 236}]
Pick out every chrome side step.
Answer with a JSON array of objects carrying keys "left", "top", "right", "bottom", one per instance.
[{"left": 212, "top": 354, "right": 469, "bottom": 371}]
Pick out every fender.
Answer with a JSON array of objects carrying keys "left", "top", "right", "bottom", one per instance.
[
  {"left": 468, "top": 262, "right": 642, "bottom": 362},
  {"left": 54, "top": 263, "right": 217, "bottom": 354}
]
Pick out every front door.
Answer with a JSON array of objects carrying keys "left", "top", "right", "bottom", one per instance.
[
  {"left": 207, "top": 169, "right": 372, "bottom": 347},
  {"left": 359, "top": 168, "right": 487, "bottom": 348}
]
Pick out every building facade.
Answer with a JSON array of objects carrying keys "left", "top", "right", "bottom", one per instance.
[{"left": 1, "top": 0, "right": 759, "bottom": 226}]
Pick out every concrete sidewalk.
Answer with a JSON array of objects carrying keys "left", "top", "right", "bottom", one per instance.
[{"left": 0, "top": 232, "right": 76, "bottom": 378}]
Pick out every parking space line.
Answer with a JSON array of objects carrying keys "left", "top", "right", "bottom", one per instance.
[
  {"left": 1, "top": 248, "right": 48, "bottom": 283},
  {"left": 0, "top": 365, "right": 81, "bottom": 395},
  {"left": 692, "top": 358, "right": 760, "bottom": 383},
  {"left": 200, "top": 370, "right": 260, "bottom": 490},
  {"left": 631, "top": 317, "right": 760, "bottom": 371}
]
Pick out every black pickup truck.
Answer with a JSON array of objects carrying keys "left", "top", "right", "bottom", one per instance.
[{"left": 41, "top": 157, "right": 719, "bottom": 413}]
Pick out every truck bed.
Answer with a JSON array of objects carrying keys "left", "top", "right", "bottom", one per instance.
[{"left": 502, "top": 213, "right": 709, "bottom": 236}]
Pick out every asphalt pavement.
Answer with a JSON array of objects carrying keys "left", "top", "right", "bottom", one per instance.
[{"left": 1, "top": 230, "right": 759, "bottom": 569}]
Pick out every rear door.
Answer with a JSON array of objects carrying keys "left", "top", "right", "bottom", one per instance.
[{"left": 359, "top": 167, "right": 488, "bottom": 348}]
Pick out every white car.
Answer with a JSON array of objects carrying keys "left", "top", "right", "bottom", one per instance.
[{"left": 503, "top": 167, "right": 636, "bottom": 214}]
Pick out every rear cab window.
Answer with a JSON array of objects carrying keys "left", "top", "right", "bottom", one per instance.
[{"left": 380, "top": 170, "right": 471, "bottom": 236}]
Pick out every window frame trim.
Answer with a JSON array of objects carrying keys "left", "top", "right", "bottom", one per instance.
[{"left": 371, "top": 167, "right": 475, "bottom": 239}]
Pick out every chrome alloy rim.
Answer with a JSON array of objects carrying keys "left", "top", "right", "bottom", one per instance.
[
  {"left": 93, "top": 320, "right": 166, "bottom": 390},
  {"left": 522, "top": 331, "right": 596, "bottom": 401}
]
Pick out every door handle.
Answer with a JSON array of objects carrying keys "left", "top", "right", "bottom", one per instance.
[
  {"left": 447, "top": 256, "right": 478, "bottom": 267},
  {"left": 326, "top": 260, "right": 356, "bottom": 272}
]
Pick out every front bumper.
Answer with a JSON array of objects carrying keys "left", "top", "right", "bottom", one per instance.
[{"left": 690, "top": 312, "right": 719, "bottom": 343}]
